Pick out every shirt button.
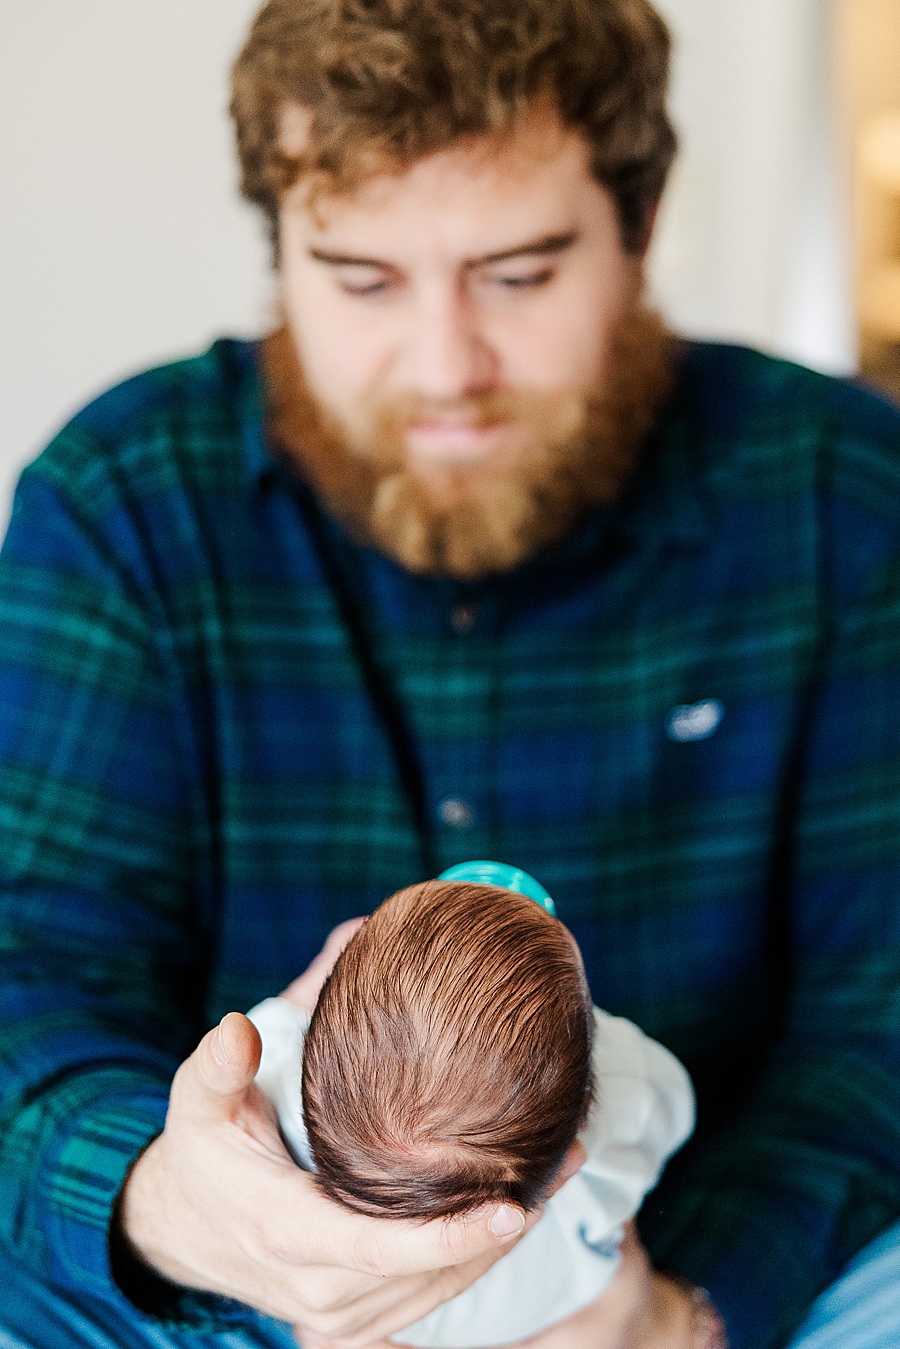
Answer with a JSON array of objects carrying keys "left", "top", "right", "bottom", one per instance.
[
  {"left": 438, "top": 797, "right": 474, "bottom": 829},
  {"left": 450, "top": 603, "right": 478, "bottom": 634}
]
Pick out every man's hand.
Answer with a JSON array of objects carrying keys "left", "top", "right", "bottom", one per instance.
[
  {"left": 300, "top": 1224, "right": 726, "bottom": 1349},
  {"left": 120, "top": 1011, "right": 535, "bottom": 1343}
]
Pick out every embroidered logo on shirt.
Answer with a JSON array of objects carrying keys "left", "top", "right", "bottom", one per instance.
[{"left": 666, "top": 699, "right": 725, "bottom": 743}]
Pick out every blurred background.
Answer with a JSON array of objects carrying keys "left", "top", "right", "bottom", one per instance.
[{"left": 1, "top": 0, "right": 898, "bottom": 536}]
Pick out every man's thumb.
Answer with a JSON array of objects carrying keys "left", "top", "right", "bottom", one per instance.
[{"left": 174, "top": 1012, "right": 263, "bottom": 1123}]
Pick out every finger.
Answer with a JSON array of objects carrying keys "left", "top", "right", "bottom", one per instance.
[
  {"left": 305, "top": 919, "right": 367, "bottom": 979},
  {"left": 170, "top": 1012, "right": 262, "bottom": 1127},
  {"left": 283, "top": 1219, "right": 517, "bottom": 1343},
  {"left": 286, "top": 1263, "right": 442, "bottom": 1336},
  {"left": 278, "top": 1182, "right": 531, "bottom": 1281},
  {"left": 297, "top": 1248, "right": 502, "bottom": 1348},
  {"left": 294, "top": 1336, "right": 380, "bottom": 1349},
  {"left": 297, "top": 1338, "right": 394, "bottom": 1349},
  {"left": 324, "top": 915, "right": 369, "bottom": 954},
  {"left": 342, "top": 1198, "right": 531, "bottom": 1279},
  {"left": 283, "top": 918, "right": 369, "bottom": 1007}
]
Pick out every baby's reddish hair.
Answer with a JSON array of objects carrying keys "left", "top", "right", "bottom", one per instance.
[{"left": 301, "top": 880, "right": 593, "bottom": 1219}]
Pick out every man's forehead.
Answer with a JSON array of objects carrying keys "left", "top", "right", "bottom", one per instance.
[
  {"left": 277, "top": 93, "right": 575, "bottom": 174},
  {"left": 280, "top": 114, "right": 597, "bottom": 255}
]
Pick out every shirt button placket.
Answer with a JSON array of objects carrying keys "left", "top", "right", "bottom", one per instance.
[
  {"left": 450, "top": 603, "right": 478, "bottom": 635},
  {"left": 435, "top": 597, "right": 485, "bottom": 856}
]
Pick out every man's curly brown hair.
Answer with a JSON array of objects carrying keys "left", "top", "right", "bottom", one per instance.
[{"left": 231, "top": 0, "right": 676, "bottom": 259}]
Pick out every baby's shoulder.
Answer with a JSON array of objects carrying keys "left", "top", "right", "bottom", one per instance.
[
  {"left": 589, "top": 1006, "right": 663, "bottom": 1078},
  {"left": 247, "top": 996, "right": 311, "bottom": 1077},
  {"left": 583, "top": 1007, "right": 695, "bottom": 1156}
]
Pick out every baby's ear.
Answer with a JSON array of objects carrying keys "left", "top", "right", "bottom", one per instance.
[{"left": 542, "top": 1140, "right": 587, "bottom": 1201}]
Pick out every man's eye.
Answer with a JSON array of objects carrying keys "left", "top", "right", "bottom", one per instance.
[
  {"left": 490, "top": 266, "right": 556, "bottom": 291},
  {"left": 336, "top": 270, "right": 395, "bottom": 297}
]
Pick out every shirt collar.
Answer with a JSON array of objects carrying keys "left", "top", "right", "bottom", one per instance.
[
  {"left": 237, "top": 342, "right": 278, "bottom": 484},
  {"left": 618, "top": 412, "right": 707, "bottom": 550}
]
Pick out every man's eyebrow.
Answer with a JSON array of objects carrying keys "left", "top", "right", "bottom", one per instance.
[
  {"left": 464, "top": 231, "right": 580, "bottom": 268},
  {"left": 308, "top": 247, "right": 400, "bottom": 268},
  {"left": 307, "top": 231, "right": 579, "bottom": 271}
]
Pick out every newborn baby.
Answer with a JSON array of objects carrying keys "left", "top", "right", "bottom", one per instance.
[{"left": 249, "top": 876, "right": 694, "bottom": 1348}]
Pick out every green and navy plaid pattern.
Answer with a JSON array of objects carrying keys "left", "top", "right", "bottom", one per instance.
[{"left": 1, "top": 339, "right": 900, "bottom": 1349}]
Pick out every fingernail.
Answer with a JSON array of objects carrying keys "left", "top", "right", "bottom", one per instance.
[
  {"left": 489, "top": 1204, "right": 525, "bottom": 1238},
  {"left": 211, "top": 1018, "right": 230, "bottom": 1066}
]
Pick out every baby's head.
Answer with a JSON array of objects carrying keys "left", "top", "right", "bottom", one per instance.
[{"left": 301, "top": 879, "right": 593, "bottom": 1220}]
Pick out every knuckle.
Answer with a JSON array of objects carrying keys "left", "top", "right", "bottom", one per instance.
[
  {"left": 301, "top": 1286, "right": 341, "bottom": 1317},
  {"left": 292, "top": 1267, "right": 356, "bottom": 1317},
  {"left": 296, "top": 1312, "right": 334, "bottom": 1338},
  {"left": 264, "top": 1235, "right": 303, "bottom": 1268},
  {"left": 299, "top": 1309, "right": 357, "bottom": 1342}
]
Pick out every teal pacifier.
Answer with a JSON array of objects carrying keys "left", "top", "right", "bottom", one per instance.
[{"left": 438, "top": 860, "right": 556, "bottom": 915}]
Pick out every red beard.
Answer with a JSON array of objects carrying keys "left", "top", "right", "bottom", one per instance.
[{"left": 262, "top": 307, "right": 676, "bottom": 580}]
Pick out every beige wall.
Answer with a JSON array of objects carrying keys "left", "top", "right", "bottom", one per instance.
[
  {"left": 1, "top": 1, "right": 857, "bottom": 537},
  {"left": 0, "top": 1, "right": 271, "bottom": 533},
  {"left": 650, "top": 0, "right": 855, "bottom": 376}
]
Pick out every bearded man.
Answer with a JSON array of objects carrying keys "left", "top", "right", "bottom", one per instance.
[{"left": 1, "top": 2, "right": 900, "bottom": 1349}]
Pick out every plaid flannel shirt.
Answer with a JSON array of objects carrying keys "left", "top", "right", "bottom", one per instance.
[{"left": 1, "top": 338, "right": 900, "bottom": 1349}]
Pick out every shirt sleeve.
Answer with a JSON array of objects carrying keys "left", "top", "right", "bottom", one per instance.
[
  {"left": 0, "top": 458, "right": 241, "bottom": 1328},
  {"left": 641, "top": 525, "right": 900, "bottom": 1349}
]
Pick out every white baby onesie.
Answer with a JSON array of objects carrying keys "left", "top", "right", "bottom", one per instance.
[{"left": 248, "top": 997, "right": 694, "bottom": 1349}]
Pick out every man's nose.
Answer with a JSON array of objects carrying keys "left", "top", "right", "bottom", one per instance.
[{"left": 398, "top": 287, "right": 498, "bottom": 400}]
